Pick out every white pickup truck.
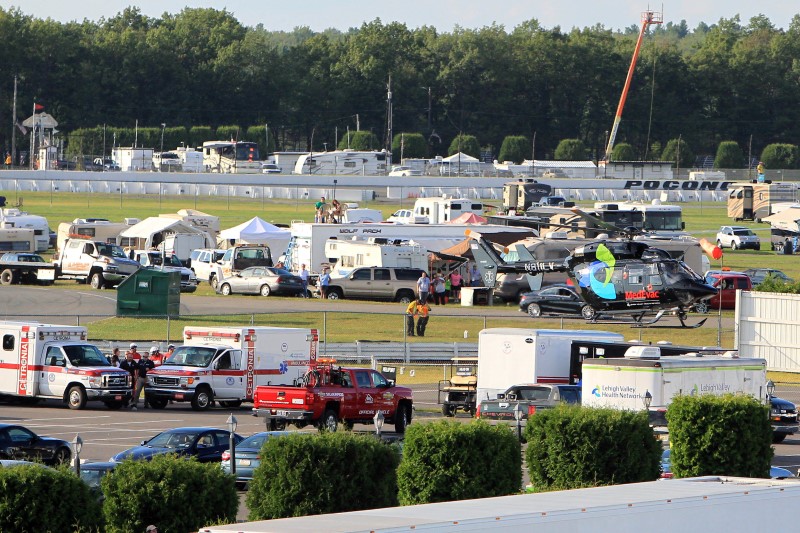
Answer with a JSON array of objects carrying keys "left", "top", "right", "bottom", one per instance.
[
  {"left": 132, "top": 250, "right": 198, "bottom": 292},
  {"left": 53, "top": 238, "right": 140, "bottom": 289}
]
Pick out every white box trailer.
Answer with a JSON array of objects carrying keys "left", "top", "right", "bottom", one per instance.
[
  {"left": 476, "top": 328, "right": 624, "bottom": 407},
  {"left": 0, "top": 321, "right": 132, "bottom": 409},
  {"left": 146, "top": 326, "right": 317, "bottom": 410},
  {"left": 199, "top": 477, "right": 800, "bottom": 533},
  {"left": 582, "top": 351, "right": 768, "bottom": 412}
]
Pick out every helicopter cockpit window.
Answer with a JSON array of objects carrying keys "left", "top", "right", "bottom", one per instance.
[{"left": 626, "top": 269, "right": 644, "bottom": 285}]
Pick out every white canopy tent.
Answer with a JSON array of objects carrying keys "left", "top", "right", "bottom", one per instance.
[
  {"left": 442, "top": 152, "right": 479, "bottom": 163},
  {"left": 218, "top": 216, "right": 291, "bottom": 254}
]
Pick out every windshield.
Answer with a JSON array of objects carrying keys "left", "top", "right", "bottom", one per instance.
[
  {"left": 733, "top": 229, "right": 755, "bottom": 236},
  {"left": 163, "top": 346, "right": 219, "bottom": 367},
  {"left": 643, "top": 212, "right": 683, "bottom": 231},
  {"left": 237, "top": 434, "right": 268, "bottom": 449},
  {"left": 659, "top": 260, "right": 702, "bottom": 284},
  {"left": 147, "top": 431, "right": 199, "bottom": 448},
  {"left": 64, "top": 345, "right": 111, "bottom": 367},
  {"left": 96, "top": 243, "right": 128, "bottom": 259}
]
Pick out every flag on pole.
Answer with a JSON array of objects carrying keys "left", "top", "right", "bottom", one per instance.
[
  {"left": 15, "top": 121, "right": 27, "bottom": 135},
  {"left": 34, "top": 103, "right": 44, "bottom": 111}
]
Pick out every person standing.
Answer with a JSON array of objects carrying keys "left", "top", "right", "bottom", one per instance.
[
  {"left": 319, "top": 266, "right": 331, "bottom": 299},
  {"left": 109, "top": 347, "right": 121, "bottom": 367},
  {"left": 299, "top": 263, "right": 310, "bottom": 298},
  {"left": 417, "top": 271, "right": 431, "bottom": 303},
  {"left": 164, "top": 344, "right": 175, "bottom": 361},
  {"left": 119, "top": 351, "right": 139, "bottom": 409},
  {"left": 449, "top": 269, "right": 462, "bottom": 302},
  {"left": 433, "top": 270, "right": 447, "bottom": 305},
  {"left": 405, "top": 300, "right": 417, "bottom": 336},
  {"left": 415, "top": 298, "right": 431, "bottom": 337},
  {"left": 470, "top": 264, "right": 482, "bottom": 287},
  {"left": 134, "top": 351, "right": 155, "bottom": 409},
  {"left": 126, "top": 343, "right": 142, "bottom": 361},
  {"left": 149, "top": 346, "right": 165, "bottom": 366}
]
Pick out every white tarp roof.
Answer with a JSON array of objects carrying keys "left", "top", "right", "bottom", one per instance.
[
  {"left": 764, "top": 207, "right": 800, "bottom": 232},
  {"left": 219, "top": 217, "right": 291, "bottom": 250},
  {"left": 120, "top": 217, "right": 206, "bottom": 238},
  {"left": 442, "top": 152, "right": 479, "bottom": 163}
]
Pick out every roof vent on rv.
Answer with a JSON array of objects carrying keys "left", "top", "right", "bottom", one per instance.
[
  {"left": 124, "top": 218, "right": 140, "bottom": 225},
  {"left": 624, "top": 346, "right": 661, "bottom": 359},
  {"left": 546, "top": 231, "right": 569, "bottom": 239}
]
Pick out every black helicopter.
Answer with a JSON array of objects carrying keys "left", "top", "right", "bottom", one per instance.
[{"left": 466, "top": 222, "right": 719, "bottom": 328}]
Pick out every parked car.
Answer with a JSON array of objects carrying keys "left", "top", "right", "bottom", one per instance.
[
  {"left": 387, "top": 209, "right": 427, "bottom": 224},
  {"left": 0, "top": 424, "right": 71, "bottom": 465},
  {"left": 189, "top": 248, "right": 226, "bottom": 282},
  {"left": 54, "top": 159, "right": 76, "bottom": 170},
  {"left": 94, "top": 157, "right": 120, "bottom": 171},
  {"left": 716, "top": 225, "right": 761, "bottom": 250},
  {"left": 221, "top": 431, "right": 292, "bottom": 488},
  {"left": 79, "top": 461, "right": 117, "bottom": 501},
  {"left": 81, "top": 157, "right": 103, "bottom": 171},
  {"left": 519, "top": 284, "right": 596, "bottom": 320},
  {"left": 110, "top": 427, "right": 243, "bottom": 463},
  {"left": 660, "top": 449, "right": 795, "bottom": 480},
  {"left": 704, "top": 272, "right": 752, "bottom": 310},
  {"left": 388, "top": 166, "right": 422, "bottom": 177},
  {"left": 261, "top": 163, "right": 281, "bottom": 174},
  {"left": 744, "top": 268, "right": 793, "bottom": 286},
  {"left": 478, "top": 383, "right": 581, "bottom": 422},
  {"left": 216, "top": 266, "right": 305, "bottom": 297},
  {"left": 321, "top": 266, "right": 425, "bottom": 303}
]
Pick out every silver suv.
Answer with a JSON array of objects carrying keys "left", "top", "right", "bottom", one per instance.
[
  {"left": 322, "top": 267, "right": 425, "bottom": 302},
  {"left": 716, "top": 225, "right": 761, "bottom": 250}
]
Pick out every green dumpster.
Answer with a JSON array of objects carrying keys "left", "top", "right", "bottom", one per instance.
[{"left": 116, "top": 269, "right": 180, "bottom": 317}]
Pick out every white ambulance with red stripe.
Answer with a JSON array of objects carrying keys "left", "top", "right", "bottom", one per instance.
[
  {"left": 0, "top": 321, "right": 132, "bottom": 409},
  {"left": 145, "top": 326, "right": 318, "bottom": 411}
]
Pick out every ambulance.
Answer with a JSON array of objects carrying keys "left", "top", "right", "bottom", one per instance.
[
  {"left": 145, "top": 326, "right": 318, "bottom": 411},
  {"left": 0, "top": 321, "right": 132, "bottom": 409}
]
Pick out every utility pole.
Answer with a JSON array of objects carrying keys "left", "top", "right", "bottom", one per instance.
[
  {"left": 386, "top": 75, "right": 393, "bottom": 173},
  {"left": 531, "top": 131, "right": 536, "bottom": 178},
  {"left": 11, "top": 75, "right": 17, "bottom": 167}
]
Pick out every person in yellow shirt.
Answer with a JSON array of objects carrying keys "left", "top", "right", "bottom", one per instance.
[
  {"left": 405, "top": 300, "right": 417, "bottom": 336},
  {"left": 415, "top": 299, "right": 431, "bottom": 337}
]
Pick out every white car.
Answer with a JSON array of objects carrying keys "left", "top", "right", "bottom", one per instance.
[
  {"left": 261, "top": 163, "right": 281, "bottom": 174},
  {"left": 716, "top": 226, "right": 761, "bottom": 250},
  {"left": 387, "top": 209, "right": 427, "bottom": 224},
  {"left": 388, "top": 166, "right": 422, "bottom": 177}
]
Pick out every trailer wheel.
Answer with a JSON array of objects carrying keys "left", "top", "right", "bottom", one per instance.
[
  {"left": 394, "top": 404, "right": 410, "bottom": 434},
  {"left": 67, "top": 385, "right": 87, "bottom": 410},
  {"left": 319, "top": 409, "right": 339, "bottom": 432},
  {"left": 0, "top": 269, "right": 15, "bottom": 285},
  {"left": 90, "top": 272, "right": 105, "bottom": 289},
  {"left": 191, "top": 386, "right": 213, "bottom": 411}
]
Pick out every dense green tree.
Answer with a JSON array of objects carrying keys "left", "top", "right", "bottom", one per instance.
[
  {"left": 498, "top": 135, "right": 530, "bottom": 163},
  {"left": 715, "top": 140, "right": 744, "bottom": 168},
  {"left": 761, "top": 143, "right": 800, "bottom": 169},
  {"left": 338, "top": 130, "right": 380, "bottom": 151},
  {"left": 554, "top": 138, "right": 588, "bottom": 160},
  {"left": 611, "top": 142, "right": 635, "bottom": 161},
  {"left": 392, "top": 132, "right": 427, "bottom": 160},
  {"left": 447, "top": 133, "right": 480, "bottom": 157},
  {"left": 661, "top": 138, "right": 694, "bottom": 168}
]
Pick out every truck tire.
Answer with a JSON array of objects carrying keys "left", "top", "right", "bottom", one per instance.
[
  {"left": 220, "top": 283, "right": 232, "bottom": 296},
  {"left": 0, "top": 269, "right": 15, "bottom": 285},
  {"left": 149, "top": 398, "right": 169, "bottom": 409},
  {"left": 67, "top": 385, "right": 88, "bottom": 410},
  {"left": 191, "top": 386, "right": 213, "bottom": 411},
  {"left": 773, "top": 433, "right": 787, "bottom": 444},
  {"left": 209, "top": 274, "right": 218, "bottom": 290},
  {"left": 394, "top": 404, "right": 410, "bottom": 433},
  {"left": 326, "top": 288, "right": 343, "bottom": 300},
  {"left": 268, "top": 419, "right": 287, "bottom": 431},
  {"left": 694, "top": 302, "right": 709, "bottom": 314},
  {"left": 396, "top": 290, "right": 414, "bottom": 304},
  {"left": 319, "top": 409, "right": 338, "bottom": 432},
  {"left": 90, "top": 272, "right": 105, "bottom": 289}
]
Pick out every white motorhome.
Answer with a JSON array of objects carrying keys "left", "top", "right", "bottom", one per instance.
[
  {"left": 582, "top": 349, "right": 768, "bottom": 416},
  {"left": 324, "top": 238, "right": 428, "bottom": 274},
  {"left": 202, "top": 141, "right": 261, "bottom": 174},
  {"left": 413, "top": 197, "right": 484, "bottom": 224},
  {"left": 56, "top": 218, "right": 134, "bottom": 252},
  {"left": 146, "top": 326, "right": 318, "bottom": 410},
  {"left": 293, "top": 150, "right": 388, "bottom": 175},
  {"left": 476, "top": 328, "right": 624, "bottom": 407},
  {"left": 286, "top": 222, "right": 534, "bottom": 274},
  {"left": 112, "top": 147, "right": 154, "bottom": 171},
  {"left": 0, "top": 321, "right": 132, "bottom": 409},
  {"left": 0, "top": 208, "right": 50, "bottom": 252}
]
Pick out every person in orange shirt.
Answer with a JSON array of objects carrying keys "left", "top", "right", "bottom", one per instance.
[
  {"left": 126, "top": 343, "right": 142, "bottom": 361},
  {"left": 415, "top": 298, "right": 431, "bottom": 337},
  {"left": 149, "top": 346, "right": 165, "bottom": 366}
]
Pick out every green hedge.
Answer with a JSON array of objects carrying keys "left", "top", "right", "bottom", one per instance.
[
  {"left": 667, "top": 394, "right": 772, "bottom": 478},
  {"left": 0, "top": 464, "right": 102, "bottom": 532},
  {"left": 396, "top": 420, "right": 521, "bottom": 505},
  {"left": 247, "top": 432, "right": 399, "bottom": 520},
  {"left": 714, "top": 140, "right": 744, "bottom": 169},
  {"left": 525, "top": 405, "right": 661, "bottom": 491},
  {"left": 102, "top": 455, "right": 237, "bottom": 533}
]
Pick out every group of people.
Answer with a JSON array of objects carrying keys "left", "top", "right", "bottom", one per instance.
[
  {"left": 416, "top": 264, "right": 481, "bottom": 305},
  {"left": 314, "top": 196, "right": 346, "bottom": 224},
  {"left": 109, "top": 343, "right": 175, "bottom": 409},
  {"left": 405, "top": 297, "right": 431, "bottom": 337}
]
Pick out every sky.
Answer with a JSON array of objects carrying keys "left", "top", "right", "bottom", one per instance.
[{"left": 0, "top": 0, "right": 797, "bottom": 32}]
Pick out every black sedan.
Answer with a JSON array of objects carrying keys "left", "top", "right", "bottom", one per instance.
[
  {"left": 109, "top": 427, "right": 243, "bottom": 463},
  {"left": 519, "top": 284, "right": 596, "bottom": 320},
  {"left": 0, "top": 423, "right": 72, "bottom": 465},
  {"left": 216, "top": 266, "right": 306, "bottom": 297}
]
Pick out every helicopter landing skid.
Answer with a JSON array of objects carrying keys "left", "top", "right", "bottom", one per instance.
[
  {"left": 588, "top": 310, "right": 664, "bottom": 326},
  {"left": 633, "top": 313, "right": 709, "bottom": 329}
]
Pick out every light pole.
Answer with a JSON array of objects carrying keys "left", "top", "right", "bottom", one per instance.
[
  {"left": 159, "top": 123, "right": 166, "bottom": 170},
  {"left": 72, "top": 434, "right": 83, "bottom": 476},
  {"left": 227, "top": 414, "right": 238, "bottom": 476},
  {"left": 643, "top": 390, "right": 653, "bottom": 421},
  {"left": 513, "top": 402, "right": 523, "bottom": 442},
  {"left": 373, "top": 411, "right": 384, "bottom": 439}
]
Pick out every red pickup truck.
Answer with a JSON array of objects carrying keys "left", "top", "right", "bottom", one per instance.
[{"left": 252, "top": 365, "right": 413, "bottom": 433}]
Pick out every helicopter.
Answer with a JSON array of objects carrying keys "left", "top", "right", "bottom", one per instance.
[{"left": 466, "top": 219, "right": 719, "bottom": 328}]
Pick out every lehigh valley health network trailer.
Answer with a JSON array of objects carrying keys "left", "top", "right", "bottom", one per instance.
[{"left": 200, "top": 477, "right": 800, "bottom": 533}]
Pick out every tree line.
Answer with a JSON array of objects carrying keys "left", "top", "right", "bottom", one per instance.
[{"left": 1, "top": 6, "right": 800, "bottom": 164}]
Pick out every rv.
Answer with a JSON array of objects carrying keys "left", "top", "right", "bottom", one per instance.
[
  {"left": 502, "top": 180, "right": 554, "bottom": 212},
  {"left": 324, "top": 238, "right": 429, "bottom": 274},
  {"left": 413, "top": 197, "right": 484, "bottom": 224},
  {"left": 0, "top": 228, "right": 35, "bottom": 253},
  {"left": 56, "top": 218, "right": 134, "bottom": 252},
  {"left": 293, "top": 150, "right": 388, "bottom": 175},
  {"left": 593, "top": 201, "right": 686, "bottom": 237},
  {"left": 175, "top": 146, "right": 204, "bottom": 172},
  {"left": 285, "top": 222, "right": 534, "bottom": 274},
  {"left": 727, "top": 182, "right": 797, "bottom": 222},
  {"left": 112, "top": 147, "right": 154, "bottom": 171},
  {"left": 0, "top": 208, "right": 50, "bottom": 252},
  {"left": 202, "top": 141, "right": 260, "bottom": 174}
]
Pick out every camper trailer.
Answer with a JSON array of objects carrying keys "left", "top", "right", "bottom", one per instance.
[
  {"left": 56, "top": 219, "right": 134, "bottom": 252},
  {"left": 293, "top": 150, "right": 388, "bottom": 175},
  {"left": 0, "top": 209, "right": 50, "bottom": 252},
  {"left": 412, "top": 197, "right": 484, "bottom": 224},
  {"left": 324, "top": 238, "right": 429, "bottom": 274},
  {"left": 502, "top": 180, "right": 554, "bottom": 212},
  {"left": 0, "top": 228, "right": 35, "bottom": 253},
  {"left": 727, "top": 182, "right": 797, "bottom": 222}
]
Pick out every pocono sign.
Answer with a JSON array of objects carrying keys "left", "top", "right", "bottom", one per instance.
[{"left": 623, "top": 180, "right": 735, "bottom": 191}]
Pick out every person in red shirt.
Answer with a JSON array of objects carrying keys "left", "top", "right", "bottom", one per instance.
[
  {"left": 126, "top": 343, "right": 142, "bottom": 361},
  {"left": 149, "top": 346, "right": 165, "bottom": 366}
]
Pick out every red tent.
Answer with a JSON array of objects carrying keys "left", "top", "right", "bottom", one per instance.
[{"left": 448, "top": 212, "right": 487, "bottom": 224}]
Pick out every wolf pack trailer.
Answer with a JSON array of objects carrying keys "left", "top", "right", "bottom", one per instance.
[
  {"left": 727, "top": 182, "right": 797, "bottom": 222},
  {"left": 293, "top": 150, "right": 388, "bottom": 175}
]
